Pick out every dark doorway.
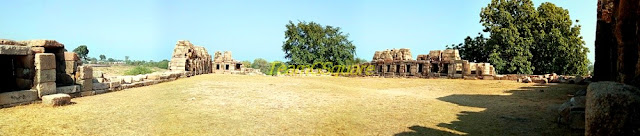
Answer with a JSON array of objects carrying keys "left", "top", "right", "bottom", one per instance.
[
  {"left": 216, "top": 64, "right": 220, "bottom": 70},
  {"left": 235, "top": 64, "right": 241, "bottom": 70},
  {"left": 418, "top": 64, "right": 423, "bottom": 73},
  {"left": 225, "top": 64, "right": 229, "bottom": 70}
]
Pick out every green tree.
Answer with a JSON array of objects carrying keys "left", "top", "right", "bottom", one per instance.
[
  {"left": 531, "top": 2, "right": 589, "bottom": 75},
  {"left": 73, "top": 45, "right": 89, "bottom": 60},
  {"left": 450, "top": 0, "right": 589, "bottom": 75},
  {"left": 481, "top": 0, "right": 537, "bottom": 74},
  {"left": 251, "top": 58, "right": 271, "bottom": 74},
  {"left": 125, "top": 56, "right": 130, "bottom": 63},
  {"left": 99, "top": 54, "right": 106, "bottom": 61},
  {"left": 447, "top": 33, "right": 489, "bottom": 63},
  {"left": 283, "top": 21, "right": 356, "bottom": 66},
  {"left": 241, "top": 60, "right": 252, "bottom": 68}
]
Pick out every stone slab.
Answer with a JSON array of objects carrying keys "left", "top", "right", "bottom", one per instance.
[
  {"left": 35, "top": 53, "right": 56, "bottom": 70},
  {"left": 56, "top": 85, "right": 80, "bottom": 94},
  {"left": 20, "top": 40, "right": 64, "bottom": 48},
  {"left": 75, "top": 66, "right": 93, "bottom": 79},
  {"left": 35, "top": 82, "right": 56, "bottom": 98},
  {"left": 0, "top": 45, "right": 30, "bottom": 55},
  {"left": 0, "top": 90, "right": 38, "bottom": 106},
  {"left": 93, "top": 83, "right": 108, "bottom": 90},
  {"left": 63, "top": 52, "right": 78, "bottom": 61},
  {"left": 41, "top": 93, "right": 71, "bottom": 106},
  {"left": 35, "top": 69, "right": 56, "bottom": 83},
  {"left": 76, "top": 79, "right": 93, "bottom": 91},
  {"left": 80, "top": 91, "right": 95, "bottom": 97}
]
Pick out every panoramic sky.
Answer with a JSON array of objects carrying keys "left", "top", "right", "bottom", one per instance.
[{"left": 0, "top": 0, "right": 596, "bottom": 63}]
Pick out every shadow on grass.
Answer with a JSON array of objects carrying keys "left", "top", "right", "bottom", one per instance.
[{"left": 395, "top": 83, "right": 586, "bottom": 136}]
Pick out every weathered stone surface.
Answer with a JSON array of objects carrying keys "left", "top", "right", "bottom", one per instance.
[
  {"left": 35, "top": 53, "right": 56, "bottom": 70},
  {"left": 35, "top": 82, "right": 56, "bottom": 97},
  {"left": 75, "top": 66, "right": 93, "bottom": 79},
  {"left": 34, "top": 69, "right": 56, "bottom": 83},
  {"left": 56, "top": 85, "right": 80, "bottom": 94},
  {"left": 593, "top": 0, "right": 640, "bottom": 87},
  {"left": 63, "top": 52, "right": 78, "bottom": 61},
  {"left": 64, "top": 61, "right": 77, "bottom": 74},
  {"left": 0, "top": 39, "right": 21, "bottom": 45},
  {"left": 93, "top": 83, "right": 109, "bottom": 90},
  {"left": 80, "top": 91, "right": 95, "bottom": 97},
  {"left": 41, "top": 93, "right": 71, "bottom": 106},
  {"left": 19, "top": 39, "right": 64, "bottom": 48},
  {"left": 30, "top": 47, "right": 45, "bottom": 53},
  {"left": 586, "top": 81, "right": 640, "bottom": 136},
  {"left": 76, "top": 79, "right": 93, "bottom": 91},
  {"left": 94, "top": 89, "right": 108, "bottom": 94},
  {"left": 0, "top": 90, "right": 38, "bottom": 106},
  {"left": 0, "top": 45, "right": 30, "bottom": 55},
  {"left": 109, "top": 81, "right": 121, "bottom": 89}
]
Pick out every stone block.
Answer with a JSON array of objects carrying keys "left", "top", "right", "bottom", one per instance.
[
  {"left": 35, "top": 53, "right": 56, "bottom": 70},
  {"left": 35, "top": 82, "right": 56, "bottom": 97},
  {"left": 80, "top": 91, "right": 95, "bottom": 97},
  {"left": 64, "top": 61, "right": 77, "bottom": 74},
  {"left": 76, "top": 79, "right": 93, "bottom": 91},
  {"left": 94, "top": 89, "right": 108, "bottom": 94},
  {"left": 75, "top": 66, "right": 93, "bottom": 79},
  {"left": 0, "top": 90, "right": 38, "bottom": 106},
  {"left": 30, "top": 47, "right": 45, "bottom": 53},
  {"left": 63, "top": 52, "right": 78, "bottom": 61},
  {"left": 41, "top": 93, "right": 71, "bottom": 106},
  {"left": 109, "top": 81, "right": 121, "bottom": 88},
  {"left": 147, "top": 73, "right": 161, "bottom": 80},
  {"left": 93, "top": 83, "right": 109, "bottom": 90},
  {"left": 35, "top": 69, "right": 56, "bottom": 83},
  {"left": 0, "top": 45, "right": 30, "bottom": 55},
  {"left": 56, "top": 85, "right": 80, "bottom": 94},
  {"left": 586, "top": 82, "right": 640, "bottom": 136},
  {"left": 20, "top": 40, "right": 64, "bottom": 48}
]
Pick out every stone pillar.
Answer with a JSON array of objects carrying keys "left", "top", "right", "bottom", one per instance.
[
  {"left": 35, "top": 53, "right": 56, "bottom": 98},
  {"left": 75, "top": 65, "right": 93, "bottom": 93}
]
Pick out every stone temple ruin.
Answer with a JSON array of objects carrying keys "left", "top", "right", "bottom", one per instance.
[
  {"left": 169, "top": 40, "right": 212, "bottom": 76},
  {"left": 364, "top": 48, "right": 496, "bottom": 79},
  {"left": 0, "top": 39, "right": 85, "bottom": 107}
]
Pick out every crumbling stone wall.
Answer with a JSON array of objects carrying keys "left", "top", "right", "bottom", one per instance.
[
  {"left": 212, "top": 51, "right": 245, "bottom": 74},
  {"left": 169, "top": 40, "right": 212, "bottom": 75}
]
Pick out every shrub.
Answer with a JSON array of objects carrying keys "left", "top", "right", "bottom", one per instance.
[{"left": 124, "top": 66, "right": 154, "bottom": 75}]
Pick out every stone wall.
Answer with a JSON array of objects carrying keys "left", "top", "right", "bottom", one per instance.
[{"left": 593, "top": 0, "right": 640, "bottom": 87}]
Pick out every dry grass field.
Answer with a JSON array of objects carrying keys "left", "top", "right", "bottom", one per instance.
[
  {"left": 92, "top": 65, "right": 168, "bottom": 77},
  {"left": 0, "top": 74, "right": 585, "bottom": 135}
]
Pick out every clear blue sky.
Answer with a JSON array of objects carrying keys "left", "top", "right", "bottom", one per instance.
[{"left": 0, "top": 0, "right": 596, "bottom": 63}]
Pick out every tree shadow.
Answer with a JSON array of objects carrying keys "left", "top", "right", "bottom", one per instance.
[
  {"left": 395, "top": 83, "right": 586, "bottom": 136},
  {"left": 394, "top": 125, "right": 460, "bottom": 136}
]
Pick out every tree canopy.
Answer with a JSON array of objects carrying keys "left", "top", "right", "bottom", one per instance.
[
  {"left": 282, "top": 21, "right": 356, "bottom": 66},
  {"left": 73, "top": 45, "right": 89, "bottom": 60},
  {"left": 449, "top": 0, "right": 589, "bottom": 75}
]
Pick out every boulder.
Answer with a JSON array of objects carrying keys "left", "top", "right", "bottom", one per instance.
[
  {"left": 522, "top": 77, "right": 532, "bottom": 83},
  {"left": 41, "top": 94, "right": 71, "bottom": 106},
  {"left": 586, "top": 82, "right": 640, "bottom": 136}
]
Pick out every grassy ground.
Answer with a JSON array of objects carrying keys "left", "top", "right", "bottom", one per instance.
[
  {"left": 0, "top": 74, "right": 585, "bottom": 135},
  {"left": 92, "top": 65, "right": 167, "bottom": 77}
]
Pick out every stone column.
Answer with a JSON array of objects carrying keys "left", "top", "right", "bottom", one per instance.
[{"left": 35, "top": 53, "right": 56, "bottom": 98}]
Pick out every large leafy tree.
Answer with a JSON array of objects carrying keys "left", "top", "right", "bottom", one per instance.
[
  {"left": 450, "top": 0, "right": 589, "bottom": 75},
  {"left": 282, "top": 21, "right": 356, "bottom": 66},
  {"left": 73, "top": 45, "right": 89, "bottom": 60},
  {"left": 481, "top": 0, "right": 537, "bottom": 74}
]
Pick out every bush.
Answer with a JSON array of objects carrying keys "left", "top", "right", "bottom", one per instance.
[{"left": 124, "top": 66, "right": 154, "bottom": 75}]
